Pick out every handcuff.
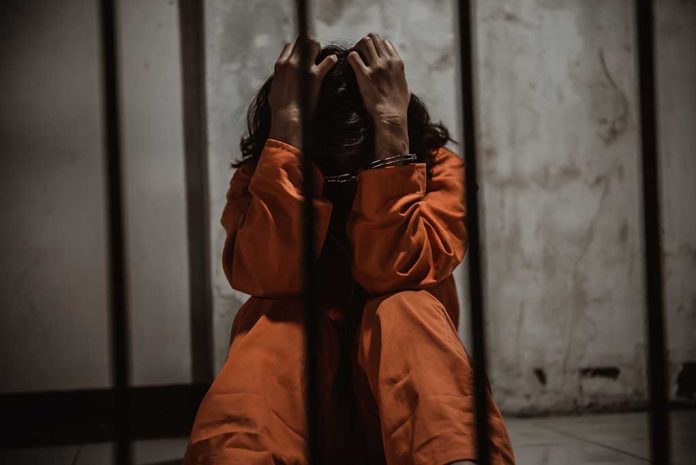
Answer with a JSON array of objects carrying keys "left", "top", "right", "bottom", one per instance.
[{"left": 323, "top": 153, "right": 418, "bottom": 184}]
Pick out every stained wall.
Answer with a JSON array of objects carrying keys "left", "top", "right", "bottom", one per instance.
[
  {"left": 205, "top": 0, "right": 695, "bottom": 413},
  {"left": 2, "top": 0, "right": 691, "bottom": 411}
]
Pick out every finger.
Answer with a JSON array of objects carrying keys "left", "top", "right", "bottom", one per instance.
[
  {"left": 308, "top": 37, "right": 321, "bottom": 64},
  {"left": 384, "top": 38, "right": 400, "bottom": 59},
  {"left": 288, "top": 34, "right": 305, "bottom": 63},
  {"left": 368, "top": 32, "right": 388, "bottom": 57},
  {"left": 314, "top": 54, "right": 338, "bottom": 78},
  {"left": 347, "top": 50, "right": 369, "bottom": 76},
  {"left": 290, "top": 36, "right": 320, "bottom": 65},
  {"left": 363, "top": 35, "right": 380, "bottom": 62},
  {"left": 278, "top": 41, "right": 294, "bottom": 62},
  {"left": 355, "top": 39, "right": 370, "bottom": 66}
]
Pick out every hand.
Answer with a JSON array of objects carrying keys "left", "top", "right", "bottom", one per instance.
[
  {"left": 269, "top": 36, "right": 337, "bottom": 148},
  {"left": 348, "top": 33, "right": 411, "bottom": 160}
]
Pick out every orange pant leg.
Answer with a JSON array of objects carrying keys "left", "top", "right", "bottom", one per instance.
[
  {"left": 356, "top": 290, "right": 516, "bottom": 465},
  {"left": 183, "top": 297, "right": 341, "bottom": 465}
]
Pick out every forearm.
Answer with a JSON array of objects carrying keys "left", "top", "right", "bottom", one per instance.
[
  {"left": 374, "top": 117, "right": 409, "bottom": 160},
  {"left": 224, "top": 138, "right": 333, "bottom": 296},
  {"left": 347, "top": 147, "right": 467, "bottom": 294},
  {"left": 269, "top": 116, "right": 301, "bottom": 149}
]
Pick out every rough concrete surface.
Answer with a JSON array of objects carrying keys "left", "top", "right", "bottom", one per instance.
[{"left": 203, "top": 0, "right": 696, "bottom": 414}]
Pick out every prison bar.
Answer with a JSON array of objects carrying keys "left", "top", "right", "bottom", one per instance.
[
  {"left": 178, "top": 0, "right": 215, "bottom": 385},
  {"left": 456, "top": 1, "right": 492, "bottom": 464},
  {"left": 634, "top": 1, "right": 672, "bottom": 463},
  {"left": 95, "top": 2, "right": 674, "bottom": 464},
  {"left": 294, "top": 1, "right": 322, "bottom": 464},
  {"left": 98, "top": 0, "right": 133, "bottom": 463}
]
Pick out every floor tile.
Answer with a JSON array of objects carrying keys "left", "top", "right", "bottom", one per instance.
[
  {"left": 0, "top": 411, "right": 693, "bottom": 464},
  {"left": 134, "top": 438, "right": 188, "bottom": 465}
]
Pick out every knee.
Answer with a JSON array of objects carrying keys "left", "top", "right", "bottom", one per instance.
[
  {"left": 365, "top": 289, "right": 454, "bottom": 330},
  {"left": 359, "top": 289, "right": 464, "bottom": 361}
]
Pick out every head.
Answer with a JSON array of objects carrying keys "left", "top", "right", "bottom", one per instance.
[{"left": 234, "top": 41, "right": 455, "bottom": 180}]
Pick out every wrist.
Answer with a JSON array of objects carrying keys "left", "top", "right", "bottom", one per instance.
[
  {"left": 374, "top": 118, "right": 409, "bottom": 160},
  {"left": 269, "top": 117, "right": 301, "bottom": 148}
]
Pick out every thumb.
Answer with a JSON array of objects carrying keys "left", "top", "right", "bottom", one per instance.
[{"left": 314, "top": 54, "right": 338, "bottom": 79}]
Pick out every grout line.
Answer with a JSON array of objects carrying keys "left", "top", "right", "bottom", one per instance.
[{"left": 530, "top": 423, "right": 651, "bottom": 462}]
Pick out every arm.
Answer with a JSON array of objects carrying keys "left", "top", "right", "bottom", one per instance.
[
  {"left": 221, "top": 36, "right": 337, "bottom": 296},
  {"left": 345, "top": 34, "right": 467, "bottom": 294},
  {"left": 346, "top": 146, "right": 467, "bottom": 294},
  {"left": 220, "top": 138, "right": 333, "bottom": 297}
]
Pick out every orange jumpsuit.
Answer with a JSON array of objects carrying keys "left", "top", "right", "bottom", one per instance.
[{"left": 183, "top": 138, "right": 515, "bottom": 465}]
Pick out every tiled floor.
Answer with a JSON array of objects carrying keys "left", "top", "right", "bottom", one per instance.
[
  {"left": 506, "top": 410, "right": 695, "bottom": 464},
  {"left": 1, "top": 411, "right": 693, "bottom": 464}
]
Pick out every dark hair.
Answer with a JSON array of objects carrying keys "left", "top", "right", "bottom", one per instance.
[{"left": 233, "top": 41, "right": 455, "bottom": 181}]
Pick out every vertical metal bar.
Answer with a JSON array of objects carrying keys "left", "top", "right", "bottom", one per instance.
[
  {"left": 456, "top": 1, "right": 491, "bottom": 464},
  {"left": 98, "top": 0, "right": 132, "bottom": 463},
  {"left": 178, "top": 0, "right": 214, "bottom": 384},
  {"left": 634, "top": 1, "right": 672, "bottom": 463},
  {"left": 294, "top": 1, "right": 320, "bottom": 464}
]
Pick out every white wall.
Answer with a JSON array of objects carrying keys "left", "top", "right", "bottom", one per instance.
[
  {"left": 119, "top": 0, "right": 192, "bottom": 386},
  {"left": 203, "top": 0, "right": 297, "bottom": 367},
  {"left": 204, "top": 0, "right": 464, "bottom": 367},
  {"left": 477, "top": 0, "right": 696, "bottom": 414},
  {"left": 0, "top": 0, "right": 192, "bottom": 393},
  {"left": 478, "top": 0, "right": 646, "bottom": 413},
  {"left": 656, "top": 0, "right": 696, "bottom": 402},
  {"left": 0, "top": 0, "right": 110, "bottom": 392},
  {"left": 1, "top": 0, "right": 692, "bottom": 412},
  {"left": 204, "top": 0, "right": 696, "bottom": 413}
]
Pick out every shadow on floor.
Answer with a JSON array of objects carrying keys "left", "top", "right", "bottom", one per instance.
[{"left": 0, "top": 410, "right": 694, "bottom": 464}]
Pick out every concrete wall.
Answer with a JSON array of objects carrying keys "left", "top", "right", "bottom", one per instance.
[
  {"left": 205, "top": 0, "right": 695, "bottom": 414},
  {"left": 204, "top": 0, "right": 297, "bottom": 367},
  {"left": 477, "top": 0, "right": 696, "bottom": 414},
  {"left": 1, "top": 0, "right": 692, "bottom": 412},
  {"left": 0, "top": 0, "right": 111, "bottom": 393},
  {"left": 656, "top": 0, "right": 696, "bottom": 405},
  {"left": 204, "top": 0, "right": 463, "bottom": 367},
  {"left": 478, "top": 0, "right": 647, "bottom": 413},
  {"left": 119, "top": 0, "right": 191, "bottom": 387},
  {"left": 0, "top": 0, "right": 191, "bottom": 393}
]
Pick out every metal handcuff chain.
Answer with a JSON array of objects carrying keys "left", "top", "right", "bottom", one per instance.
[{"left": 323, "top": 153, "right": 419, "bottom": 184}]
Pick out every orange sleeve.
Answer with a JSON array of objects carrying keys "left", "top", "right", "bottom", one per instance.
[
  {"left": 220, "top": 138, "right": 333, "bottom": 297},
  {"left": 346, "top": 147, "right": 468, "bottom": 295}
]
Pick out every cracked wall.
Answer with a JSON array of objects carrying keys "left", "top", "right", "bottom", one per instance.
[
  {"left": 476, "top": 0, "right": 696, "bottom": 414},
  {"left": 477, "top": 0, "right": 647, "bottom": 414},
  {"left": 205, "top": 0, "right": 696, "bottom": 413}
]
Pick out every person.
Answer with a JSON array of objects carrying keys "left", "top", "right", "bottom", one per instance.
[{"left": 183, "top": 33, "right": 515, "bottom": 465}]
